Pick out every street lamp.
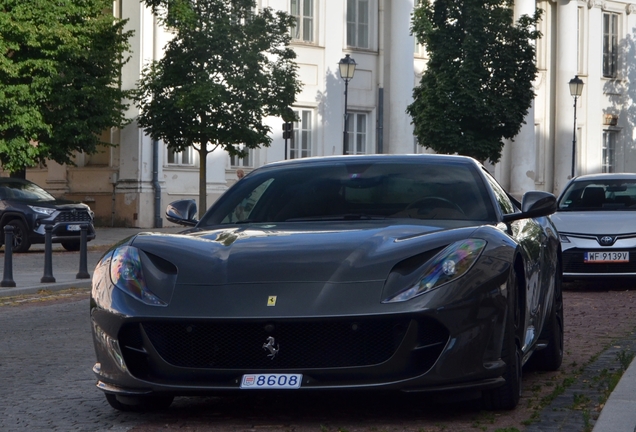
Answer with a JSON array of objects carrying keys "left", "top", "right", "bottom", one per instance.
[
  {"left": 338, "top": 54, "right": 357, "bottom": 155},
  {"left": 569, "top": 75, "right": 584, "bottom": 178}
]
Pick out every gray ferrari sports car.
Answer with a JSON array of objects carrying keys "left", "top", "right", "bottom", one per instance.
[{"left": 91, "top": 154, "right": 562, "bottom": 412}]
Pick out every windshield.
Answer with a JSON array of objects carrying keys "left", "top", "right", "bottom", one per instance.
[
  {"left": 0, "top": 181, "right": 55, "bottom": 201},
  {"left": 199, "top": 160, "right": 496, "bottom": 226},
  {"left": 558, "top": 179, "right": 636, "bottom": 211}
]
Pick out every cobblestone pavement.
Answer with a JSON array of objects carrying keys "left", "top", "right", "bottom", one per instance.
[{"left": 1, "top": 284, "right": 636, "bottom": 431}]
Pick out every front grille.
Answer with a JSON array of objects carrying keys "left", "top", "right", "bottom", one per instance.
[
  {"left": 132, "top": 317, "right": 447, "bottom": 371},
  {"left": 563, "top": 249, "right": 636, "bottom": 274},
  {"left": 54, "top": 210, "right": 92, "bottom": 223}
]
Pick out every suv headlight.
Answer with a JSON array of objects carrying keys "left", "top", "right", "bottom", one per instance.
[
  {"left": 28, "top": 205, "right": 55, "bottom": 216},
  {"left": 383, "top": 239, "right": 487, "bottom": 303}
]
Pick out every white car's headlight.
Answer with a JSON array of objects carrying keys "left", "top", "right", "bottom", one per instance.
[
  {"left": 383, "top": 239, "right": 487, "bottom": 303},
  {"left": 28, "top": 205, "right": 55, "bottom": 215},
  {"left": 110, "top": 246, "right": 166, "bottom": 306}
]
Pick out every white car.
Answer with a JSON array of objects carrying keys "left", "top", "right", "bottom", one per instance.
[{"left": 552, "top": 173, "right": 636, "bottom": 280}]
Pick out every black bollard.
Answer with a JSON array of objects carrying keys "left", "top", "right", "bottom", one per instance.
[
  {"left": 76, "top": 224, "right": 90, "bottom": 279},
  {"left": 41, "top": 225, "right": 55, "bottom": 283},
  {"left": 1, "top": 225, "right": 16, "bottom": 287}
]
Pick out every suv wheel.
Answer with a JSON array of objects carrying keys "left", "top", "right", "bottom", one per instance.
[
  {"left": 6, "top": 220, "right": 31, "bottom": 253},
  {"left": 61, "top": 242, "right": 80, "bottom": 252}
]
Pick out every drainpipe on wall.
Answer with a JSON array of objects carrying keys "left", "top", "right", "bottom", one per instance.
[
  {"left": 377, "top": 88, "right": 384, "bottom": 154},
  {"left": 153, "top": 139, "right": 163, "bottom": 228}
]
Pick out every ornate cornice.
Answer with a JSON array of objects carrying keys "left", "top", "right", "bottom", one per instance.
[
  {"left": 627, "top": 4, "right": 636, "bottom": 14},
  {"left": 587, "top": 0, "right": 604, "bottom": 9}
]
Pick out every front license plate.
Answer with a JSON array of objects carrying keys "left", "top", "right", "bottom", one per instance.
[
  {"left": 584, "top": 251, "right": 629, "bottom": 262},
  {"left": 67, "top": 224, "right": 81, "bottom": 231},
  {"left": 240, "top": 374, "right": 302, "bottom": 389}
]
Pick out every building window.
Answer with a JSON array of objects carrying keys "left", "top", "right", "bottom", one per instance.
[
  {"left": 291, "top": 0, "right": 314, "bottom": 42},
  {"left": 602, "top": 131, "right": 617, "bottom": 173},
  {"left": 603, "top": 12, "right": 618, "bottom": 78},
  {"left": 346, "top": 112, "right": 367, "bottom": 155},
  {"left": 290, "top": 109, "right": 312, "bottom": 159},
  {"left": 230, "top": 145, "right": 253, "bottom": 167},
  {"left": 347, "top": 0, "right": 369, "bottom": 49},
  {"left": 167, "top": 147, "right": 194, "bottom": 165}
]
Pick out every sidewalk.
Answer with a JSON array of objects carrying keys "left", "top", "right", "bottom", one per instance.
[
  {"left": 0, "top": 225, "right": 634, "bottom": 431},
  {"left": 0, "top": 226, "right": 182, "bottom": 298}
]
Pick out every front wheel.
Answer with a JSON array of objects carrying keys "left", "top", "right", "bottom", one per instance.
[
  {"left": 5, "top": 220, "right": 31, "bottom": 253},
  {"left": 105, "top": 393, "right": 174, "bottom": 412},
  {"left": 482, "top": 268, "right": 523, "bottom": 410}
]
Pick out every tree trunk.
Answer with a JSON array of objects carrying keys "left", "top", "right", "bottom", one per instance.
[
  {"left": 10, "top": 169, "right": 26, "bottom": 179},
  {"left": 198, "top": 147, "right": 208, "bottom": 219}
]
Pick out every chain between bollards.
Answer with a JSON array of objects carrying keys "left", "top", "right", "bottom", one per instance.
[
  {"left": 41, "top": 225, "right": 55, "bottom": 283},
  {"left": 1, "top": 225, "right": 16, "bottom": 287},
  {"left": 76, "top": 224, "right": 90, "bottom": 279}
]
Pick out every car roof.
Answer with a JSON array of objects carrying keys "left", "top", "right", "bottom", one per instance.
[
  {"left": 571, "top": 173, "right": 636, "bottom": 182},
  {"left": 0, "top": 177, "right": 38, "bottom": 186},
  {"left": 261, "top": 153, "right": 482, "bottom": 169}
]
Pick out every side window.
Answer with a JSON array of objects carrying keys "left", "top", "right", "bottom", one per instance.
[
  {"left": 346, "top": 0, "right": 370, "bottom": 49},
  {"left": 222, "top": 178, "right": 274, "bottom": 223},
  {"left": 290, "top": 0, "right": 315, "bottom": 43},
  {"left": 603, "top": 12, "right": 619, "bottom": 78},
  {"left": 483, "top": 170, "right": 516, "bottom": 215}
]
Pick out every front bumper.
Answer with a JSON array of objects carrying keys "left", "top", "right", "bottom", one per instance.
[
  {"left": 90, "top": 263, "right": 511, "bottom": 397},
  {"left": 561, "top": 235, "right": 636, "bottom": 278}
]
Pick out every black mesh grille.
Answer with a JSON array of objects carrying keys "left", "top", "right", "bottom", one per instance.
[
  {"left": 54, "top": 210, "right": 92, "bottom": 223},
  {"left": 140, "top": 318, "right": 427, "bottom": 370},
  {"left": 563, "top": 249, "right": 636, "bottom": 274}
]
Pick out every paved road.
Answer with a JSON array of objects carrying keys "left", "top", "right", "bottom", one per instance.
[{"left": 0, "top": 296, "right": 148, "bottom": 431}]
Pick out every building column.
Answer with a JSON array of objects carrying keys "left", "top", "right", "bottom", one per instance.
[
  {"left": 386, "top": 0, "right": 415, "bottom": 154},
  {"left": 508, "top": 0, "right": 538, "bottom": 198},
  {"left": 553, "top": 0, "right": 579, "bottom": 194}
]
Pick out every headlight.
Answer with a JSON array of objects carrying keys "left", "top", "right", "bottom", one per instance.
[
  {"left": 559, "top": 234, "right": 570, "bottom": 243},
  {"left": 383, "top": 239, "right": 487, "bottom": 303},
  {"left": 28, "top": 205, "right": 55, "bottom": 215},
  {"left": 110, "top": 246, "right": 166, "bottom": 306}
]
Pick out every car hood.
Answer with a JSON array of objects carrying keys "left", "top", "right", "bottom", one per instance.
[
  {"left": 9, "top": 198, "right": 89, "bottom": 208},
  {"left": 552, "top": 211, "right": 636, "bottom": 235},
  {"left": 130, "top": 221, "right": 481, "bottom": 285}
]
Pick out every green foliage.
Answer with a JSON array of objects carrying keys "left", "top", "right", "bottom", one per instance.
[
  {"left": 407, "top": 0, "right": 542, "bottom": 163},
  {"left": 0, "top": 0, "right": 133, "bottom": 173},
  {"left": 135, "top": 0, "right": 302, "bottom": 213}
]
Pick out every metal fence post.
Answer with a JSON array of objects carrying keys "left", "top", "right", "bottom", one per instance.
[
  {"left": 1, "top": 225, "right": 16, "bottom": 287},
  {"left": 41, "top": 225, "right": 55, "bottom": 283},
  {"left": 76, "top": 224, "right": 90, "bottom": 279}
]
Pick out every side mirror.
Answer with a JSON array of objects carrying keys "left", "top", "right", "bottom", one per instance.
[
  {"left": 502, "top": 191, "right": 556, "bottom": 223},
  {"left": 166, "top": 199, "right": 198, "bottom": 227}
]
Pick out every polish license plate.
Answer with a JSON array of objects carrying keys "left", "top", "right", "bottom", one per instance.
[
  {"left": 67, "top": 224, "right": 81, "bottom": 231},
  {"left": 584, "top": 251, "right": 629, "bottom": 262},
  {"left": 240, "top": 374, "right": 302, "bottom": 389}
]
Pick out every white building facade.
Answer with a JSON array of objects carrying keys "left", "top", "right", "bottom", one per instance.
[{"left": 25, "top": 0, "right": 636, "bottom": 227}]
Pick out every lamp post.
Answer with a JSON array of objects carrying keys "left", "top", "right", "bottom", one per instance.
[
  {"left": 569, "top": 75, "right": 584, "bottom": 178},
  {"left": 338, "top": 54, "right": 357, "bottom": 155}
]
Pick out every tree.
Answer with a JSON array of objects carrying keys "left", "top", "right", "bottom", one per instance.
[
  {"left": 0, "top": 0, "right": 133, "bottom": 175},
  {"left": 136, "top": 0, "right": 302, "bottom": 216},
  {"left": 407, "top": 0, "right": 542, "bottom": 164}
]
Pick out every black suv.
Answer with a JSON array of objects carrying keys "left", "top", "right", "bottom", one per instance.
[{"left": 0, "top": 178, "right": 95, "bottom": 252}]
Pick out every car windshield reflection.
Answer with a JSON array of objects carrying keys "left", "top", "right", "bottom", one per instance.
[{"left": 200, "top": 160, "right": 497, "bottom": 226}]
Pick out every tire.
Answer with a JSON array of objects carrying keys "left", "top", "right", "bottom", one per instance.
[
  {"left": 61, "top": 241, "right": 80, "bottom": 252},
  {"left": 6, "top": 220, "right": 31, "bottom": 253},
  {"left": 105, "top": 393, "right": 174, "bottom": 412},
  {"left": 482, "top": 268, "right": 523, "bottom": 410},
  {"left": 528, "top": 260, "right": 564, "bottom": 371}
]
